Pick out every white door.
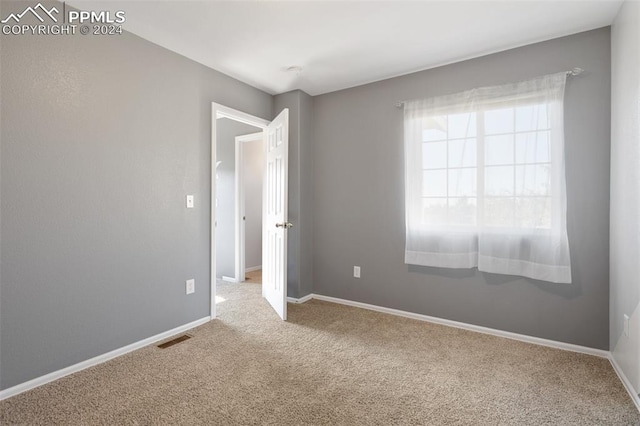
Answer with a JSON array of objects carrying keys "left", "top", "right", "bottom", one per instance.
[{"left": 262, "top": 109, "right": 289, "bottom": 320}]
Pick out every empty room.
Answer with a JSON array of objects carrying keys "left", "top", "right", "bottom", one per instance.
[{"left": 1, "top": 0, "right": 639, "bottom": 424}]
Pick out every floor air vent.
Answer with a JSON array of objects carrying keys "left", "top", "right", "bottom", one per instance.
[{"left": 157, "top": 334, "right": 192, "bottom": 349}]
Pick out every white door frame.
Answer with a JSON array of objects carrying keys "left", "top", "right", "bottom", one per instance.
[
  {"left": 211, "top": 103, "right": 269, "bottom": 319},
  {"left": 234, "top": 132, "right": 264, "bottom": 284}
]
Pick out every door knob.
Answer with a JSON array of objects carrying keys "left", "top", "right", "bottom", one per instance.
[{"left": 275, "top": 222, "right": 293, "bottom": 229}]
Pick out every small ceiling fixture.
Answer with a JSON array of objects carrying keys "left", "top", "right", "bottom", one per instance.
[{"left": 286, "top": 66, "right": 303, "bottom": 74}]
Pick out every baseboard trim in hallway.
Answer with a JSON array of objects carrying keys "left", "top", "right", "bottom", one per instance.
[{"left": 0, "top": 316, "right": 211, "bottom": 401}]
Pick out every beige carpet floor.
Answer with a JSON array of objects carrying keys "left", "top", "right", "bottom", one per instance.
[{"left": 1, "top": 279, "right": 638, "bottom": 425}]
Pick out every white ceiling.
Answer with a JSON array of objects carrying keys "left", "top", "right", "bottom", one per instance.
[{"left": 72, "top": 1, "right": 623, "bottom": 96}]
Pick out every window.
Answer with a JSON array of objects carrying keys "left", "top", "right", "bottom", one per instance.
[
  {"left": 421, "top": 105, "right": 553, "bottom": 229},
  {"left": 404, "top": 73, "right": 571, "bottom": 283}
]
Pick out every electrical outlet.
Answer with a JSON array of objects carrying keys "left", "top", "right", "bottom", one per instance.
[
  {"left": 623, "top": 314, "right": 629, "bottom": 337},
  {"left": 186, "top": 279, "right": 195, "bottom": 295},
  {"left": 353, "top": 266, "right": 361, "bottom": 278}
]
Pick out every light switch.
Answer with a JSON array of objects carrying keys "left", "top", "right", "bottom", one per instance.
[
  {"left": 186, "top": 195, "right": 194, "bottom": 209},
  {"left": 624, "top": 314, "right": 629, "bottom": 337}
]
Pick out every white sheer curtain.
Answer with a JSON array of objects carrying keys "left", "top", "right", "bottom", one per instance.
[{"left": 404, "top": 73, "right": 571, "bottom": 283}]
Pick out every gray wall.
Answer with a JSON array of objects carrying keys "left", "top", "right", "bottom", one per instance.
[
  {"left": 214, "top": 119, "right": 261, "bottom": 279},
  {"left": 312, "top": 28, "right": 611, "bottom": 349},
  {"left": 273, "top": 90, "right": 314, "bottom": 299},
  {"left": 0, "top": 0, "right": 272, "bottom": 389},
  {"left": 298, "top": 91, "right": 314, "bottom": 297},
  {"left": 243, "top": 139, "right": 264, "bottom": 270},
  {"left": 610, "top": 0, "right": 640, "bottom": 391}
]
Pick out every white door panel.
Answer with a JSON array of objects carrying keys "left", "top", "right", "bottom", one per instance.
[{"left": 262, "top": 108, "right": 289, "bottom": 320}]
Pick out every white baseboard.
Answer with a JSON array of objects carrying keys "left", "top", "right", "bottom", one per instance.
[
  {"left": 245, "top": 265, "right": 262, "bottom": 273},
  {"left": 609, "top": 354, "right": 640, "bottom": 412},
  {"left": 221, "top": 276, "right": 237, "bottom": 283},
  {"left": 287, "top": 293, "right": 313, "bottom": 304},
  {"left": 0, "top": 316, "right": 211, "bottom": 401},
  {"left": 310, "top": 294, "right": 609, "bottom": 358}
]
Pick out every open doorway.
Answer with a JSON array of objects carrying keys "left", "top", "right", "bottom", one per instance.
[
  {"left": 210, "top": 102, "right": 293, "bottom": 320},
  {"left": 214, "top": 119, "right": 262, "bottom": 285},
  {"left": 211, "top": 103, "right": 289, "bottom": 321},
  {"left": 235, "top": 132, "right": 265, "bottom": 284}
]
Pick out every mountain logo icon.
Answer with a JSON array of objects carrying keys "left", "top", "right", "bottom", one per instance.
[{"left": 1, "top": 3, "right": 59, "bottom": 24}]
